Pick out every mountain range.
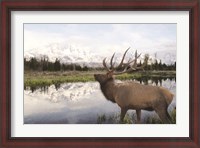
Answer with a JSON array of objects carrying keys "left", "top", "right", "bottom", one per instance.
[{"left": 24, "top": 42, "right": 176, "bottom": 67}]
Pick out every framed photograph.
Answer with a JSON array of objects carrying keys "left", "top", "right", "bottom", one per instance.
[{"left": 1, "top": 0, "right": 199, "bottom": 147}]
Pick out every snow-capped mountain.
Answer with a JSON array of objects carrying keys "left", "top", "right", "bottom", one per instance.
[
  {"left": 24, "top": 42, "right": 176, "bottom": 67},
  {"left": 24, "top": 42, "right": 104, "bottom": 67}
]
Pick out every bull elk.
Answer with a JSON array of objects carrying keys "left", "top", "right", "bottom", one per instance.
[{"left": 94, "top": 48, "right": 174, "bottom": 124}]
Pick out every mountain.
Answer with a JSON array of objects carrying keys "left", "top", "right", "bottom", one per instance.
[
  {"left": 24, "top": 42, "right": 176, "bottom": 67},
  {"left": 24, "top": 43, "right": 104, "bottom": 67},
  {"left": 156, "top": 50, "right": 176, "bottom": 65}
]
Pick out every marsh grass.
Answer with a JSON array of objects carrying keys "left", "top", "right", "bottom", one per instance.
[
  {"left": 24, "top": 71, "right": 95, "bottom": 88},
  {"left": 97, "top": 109, "right": 176, "bottom": 124},
  {"left": 97, "top": 112, "right": 136, "bottom": 124},
  {"left": 97, "top": 114, "right": 107, "bottom": 124},
  {"left": 24, "top": 71, "right": 176, "bottom": 87}
]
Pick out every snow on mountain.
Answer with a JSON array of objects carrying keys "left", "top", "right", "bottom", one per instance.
[
  {"left": 24, "top": 42, "right": 104, "bottom": 67},
  {"left": 147, "top": 50, "right": 176, "bottom": 65},
  {"left": 24, "top": 42, "right": 176, "bottom": 67},
  {"left": 156, "top": 50, "right": 176, "bottom": 65}
]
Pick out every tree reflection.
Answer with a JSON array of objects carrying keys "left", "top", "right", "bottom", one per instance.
[
  {"left": 54, "top": 83, "right": 61, "bottom": 90},
  {"left": 134, "top": 76, "right": 176, "bottom": 86}
]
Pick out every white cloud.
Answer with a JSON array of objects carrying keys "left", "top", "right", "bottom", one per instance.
[
  {"left": 24, "top": 30, "right": 65, "bottom": 51},
  {"left": 24, "top": 24, "right": 176, "bottom": 63}
]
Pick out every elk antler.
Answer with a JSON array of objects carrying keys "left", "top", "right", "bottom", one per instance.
[{"left": 102, "top": 48, "right": 147, "bottom": 75}]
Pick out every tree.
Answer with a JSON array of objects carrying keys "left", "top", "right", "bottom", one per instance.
[
  {"left": 24, "top": 58, "right": 30, "bottom": 71},
  {"left": 41, "top": 55, "right": 49, "bottom": 71},
  {"left": 143, "top": 54, "right": 149, "bottom": 71},
  {"left": 153, "top": 59, "right": 158, "bottom": 70},
  {"left": 54, "top": 58, "right": 61, "bottom": 71},
  {"left": 158, "top": 60, "right": 162, "bottom": 70},
  {"left": 29, "top": 57, "right": 39, "bottom": 70}
]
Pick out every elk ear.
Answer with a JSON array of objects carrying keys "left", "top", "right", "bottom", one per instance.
[{"left": 107, "top": 72, "right": 113, "bottom": 78}]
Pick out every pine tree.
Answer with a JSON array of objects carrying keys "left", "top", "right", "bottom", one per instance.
[{"left": 54, "top": 58, "right": 61, "bottom": 71}]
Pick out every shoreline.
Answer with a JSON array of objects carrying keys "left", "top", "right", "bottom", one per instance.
[{"left": 25, "top": 70, "right": 176, "bottom": 88}]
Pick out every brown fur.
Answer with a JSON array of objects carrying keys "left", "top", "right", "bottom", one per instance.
[{"left": 94, "top": 74, "right": 174, "bottom": 124}]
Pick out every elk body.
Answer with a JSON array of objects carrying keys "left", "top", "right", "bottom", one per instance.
[{"left": 94, "top": 48, "right": 174, "bottom": 124}]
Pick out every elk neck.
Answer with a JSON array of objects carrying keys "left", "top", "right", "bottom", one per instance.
[{"left": 100, "top": 78, "right": 116, "bottom": 103}]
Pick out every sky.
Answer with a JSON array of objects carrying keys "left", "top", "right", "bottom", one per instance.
[{"left": 24, "top": 23, "right": 176, "bottom": 61}]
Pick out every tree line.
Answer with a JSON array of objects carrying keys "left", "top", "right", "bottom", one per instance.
[
  {"left": 24, "top": 56, "right": 176, "bottom": 72},
  {"left": 24, "top": 57, "right": 90, "bottom": 71},
  {"left": 142, "top": 59, "right": 176, "bottom": 71}
]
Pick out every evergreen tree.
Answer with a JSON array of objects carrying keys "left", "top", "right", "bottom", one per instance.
[
  {"left": 158, "top": 60, "right": 162, "bottom": 70},
  {"left": 29, "top": 57, "right": 38, "bottom": 70},
  {"left": 54, "top": 58, "right": 61, "bottom": 71},
  {"left": 154, "top": 59, "right": 158, "bottom": 70}
]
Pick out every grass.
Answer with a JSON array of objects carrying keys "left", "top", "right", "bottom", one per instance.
[
  {"left": 97, "top": 112, "right": 136, "bottom": 124},
  {"left": 24, "top": 71, "right": 95, "bottom": 88},
  {"left": 96, "top": 109, "right": 176, "bottom": 124},
  {"left": 97, "top": 114, "right": 107, "bottom": 124},
  {"left": 24, "top": 70, "right": 176, "bottom": 88}
]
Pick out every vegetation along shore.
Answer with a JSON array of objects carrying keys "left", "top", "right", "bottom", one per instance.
[{"left": 25, "top": 70, "right": 176, "bottom": 88}]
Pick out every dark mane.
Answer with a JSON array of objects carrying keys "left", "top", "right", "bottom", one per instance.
[{"left": 100, "top": 78, "right": 116, "bottom": 103}]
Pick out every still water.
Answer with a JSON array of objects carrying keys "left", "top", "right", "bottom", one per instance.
[{"left": 24, "top": 78, "right": 176, "bottom": 124}]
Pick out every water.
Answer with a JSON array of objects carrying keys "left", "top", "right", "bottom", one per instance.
[{"left": 24, "top": 78, "right": 176, "bottom": 124}]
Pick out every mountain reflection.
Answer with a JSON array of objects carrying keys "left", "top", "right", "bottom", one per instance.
[{"left": 25, "top": 82, "right": 100, "bottom": 103}]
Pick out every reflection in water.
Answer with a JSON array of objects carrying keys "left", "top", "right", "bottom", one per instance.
[
  {"left": 24, "top": 78, "right": 176, "bottom": 124},
  {"left": 134, "top": 76, "right": 176, "bottom": 86}
]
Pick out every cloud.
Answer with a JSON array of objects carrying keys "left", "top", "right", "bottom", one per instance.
[
  {"left": 24, "top": 24, "right": 176, "bottom": 61},
  {"left": 24, "top": 30, "right": 66, "bottom": 51}
]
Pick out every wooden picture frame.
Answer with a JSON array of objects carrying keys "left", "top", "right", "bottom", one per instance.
[{"left": 0, "top": 0, "right": 199, "bottom": 147}]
